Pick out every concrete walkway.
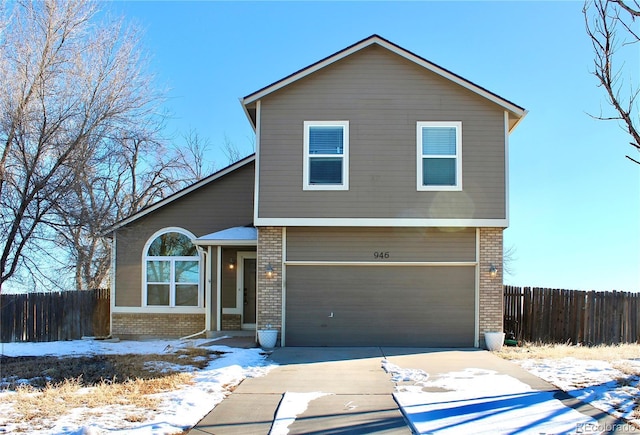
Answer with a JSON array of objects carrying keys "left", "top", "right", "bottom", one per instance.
[{"left": 190, "top": 347, "right": 637, "bottom": 435}]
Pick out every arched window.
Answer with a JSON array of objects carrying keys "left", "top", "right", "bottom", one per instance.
[{"left": 144, "top": 228, "right": 200, "bottom": 307}]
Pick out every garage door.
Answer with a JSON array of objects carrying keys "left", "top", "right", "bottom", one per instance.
[{"left": 285, "top": 265, "right": 475, "bottom": 347}]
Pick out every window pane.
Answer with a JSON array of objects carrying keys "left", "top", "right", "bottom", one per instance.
[
  {"left": 309, "top": 126, "right": 344, "bottom": 155},
  {"left": 422, "top": 127, "right": 456, "bottom": 155},
  {"left": 147, "top": 261, "right": 170, "bottom": 282},
  {"left": 147, "top": 284, "right": 170, "bottom": 305},
  {"left": 309, "top": 157, "right": 343, "bottom": 184},
  {"left": 423, "top": 158, "right": 456, "bottom": 186},
  {"left": 148, "top": 232, "right": 197, "bottom": 256},
  {"left": 176, "top": 285, "right": 198, "bottom": 306},
  {"left": 175, "top": 261, "right": 199, "bottom": 283}
]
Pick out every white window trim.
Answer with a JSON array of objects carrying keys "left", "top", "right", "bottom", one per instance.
[
  {"left": 303, "top": 120, "right": 349, "bottom": 191},
  {"left": 142, "top": 227, "right": 203, "bottom": 308},
  {"left": 416, "top": 121, "right": 462, "bottom": 191}
]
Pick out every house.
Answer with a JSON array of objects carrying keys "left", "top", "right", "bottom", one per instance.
[{"left": 106, "top": 35, "right": 526, "bottom": 347}]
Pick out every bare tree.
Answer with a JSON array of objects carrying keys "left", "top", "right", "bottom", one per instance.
[
  {"left": 221, "top": 134, "right": 243, "bottom": 165},
  {"left": 221, "top": 133, "right": 255, "bottom": 166},
  {"left": 0, "top": 0, "right": 164, "bottom": 292},
  {"left": 47, "top": 130, "right": 190, "bottom": 290},
  {"left": 503, "top": 245, "right": 517, "bottom": 277},
  {"left": 584, "top": 0, "right": 640, "bottom": 164},
  {"left": 176, "top": 128, "right": 216, "bottom": 180}
]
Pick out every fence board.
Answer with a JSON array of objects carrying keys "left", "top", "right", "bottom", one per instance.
[
  {"left": 0, "top": 289, "right": 110, "bottom": 343},
  {"left": 505, "top": 286, "right": 640, "bottom": 345}
]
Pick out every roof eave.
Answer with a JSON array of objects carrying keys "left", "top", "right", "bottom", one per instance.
[
  {"left": 508, "top": 109, "right": 529, "bottom": 133},
  {"left": 240, "top": 97, "right": 257, "bottom": 130}
]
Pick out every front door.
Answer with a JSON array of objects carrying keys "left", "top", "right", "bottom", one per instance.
[{"left": 238, "top": 252, "right": 256, "bottom": 329}]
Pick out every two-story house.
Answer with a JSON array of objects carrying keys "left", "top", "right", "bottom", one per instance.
[{"left": 106, "top": 35, "right": 526, "bottom": 347}]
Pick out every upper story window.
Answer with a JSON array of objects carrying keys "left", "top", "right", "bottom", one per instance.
[
  {"left": 143, "top": 228, "right": 201, "bottom": 307},
  {"left": 417, "top": 121, "right": 462, "bottom": 191},
  {"left": 303, "top": 121, "right": 349, "bottom": 190}
]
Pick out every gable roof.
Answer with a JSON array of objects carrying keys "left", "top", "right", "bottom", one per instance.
[
  {"left": 241, "top": 34, "right": 527, "bottom": 132},
  {"left": 103, "top": 154, "right": 255, "bottom": 234}
]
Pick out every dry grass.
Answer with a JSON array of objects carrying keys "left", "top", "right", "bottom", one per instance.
[
  {"left": 9, "top": 375, "right": 188, "bottom": 420},
  {"left": 0, "top": 346, "right": 223, "bottom": 432},
  {"left": 0, "top": 346, "right": 219, "bottom": 390},
  {"left": 613, "top": 361, "right": 640, "bottom": 377},
  {"left": 496, "top": 343, "right": 640, "bottom": 361}
]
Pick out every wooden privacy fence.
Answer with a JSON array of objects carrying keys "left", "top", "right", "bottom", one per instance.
[
  {"left": 0, "top": 289, "right": 110, "bottom": 343},
  {"left": 504, "top": 286, "right": 640, "bottom": 345}
]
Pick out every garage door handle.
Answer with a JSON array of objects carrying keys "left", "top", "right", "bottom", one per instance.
[{"left": 328, "top": 312, "right": 334, "bottom": 318}]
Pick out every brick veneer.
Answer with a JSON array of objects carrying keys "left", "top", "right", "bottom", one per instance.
[
  {"left": 256, "top": 227, "right": 283, "bottom": 336},
  {"left": 478, "top": 227, "right": 504, "bottom": 346},
  {"left": 112, "top": 313, "right": 205, "bottom": 338},
  {"left": 221, "top": 314, "right": 241, "bottom": 330}
]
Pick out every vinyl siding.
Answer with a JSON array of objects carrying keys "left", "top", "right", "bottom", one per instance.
[
  {"left": 114, "top": 162, "right": 255, "bottom": 307},
  {"left": 257, "top": 45, "right": 506, "bottom": 220},
  {"left": 286, "top": 227, "right": 475, "bottom": 262}
]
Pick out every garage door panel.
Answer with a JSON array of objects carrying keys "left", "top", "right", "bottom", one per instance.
[{"left": 285, "top": 266, "right": 475, "bottom": 346}]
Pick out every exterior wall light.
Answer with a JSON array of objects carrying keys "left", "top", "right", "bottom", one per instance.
[
  {"left": 229, "top": 258, "right": 235, "bottom": 270},
  {"left": 489, "top": 264, "right": 498, "bottom": 278},
  {"left": 265, "top": 263, "right": 274, "bottom": 278}
]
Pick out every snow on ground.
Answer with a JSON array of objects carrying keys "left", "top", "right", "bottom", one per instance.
[
  {"left": 269, "top": 392, "right": 331, "bottom": 435},
  {"left": 2, "top": 340, "right": 640, "bottom": 435},
  {"left": 0, "top": 338, "right": 186, "bottom": 358},
  {"left": 0, "top": 338, "right": 276, "bottom": 434},
  {"left": 516, "top": 357, "right": 640, "bottom": 427},
  {"left": 384, "top": 355, "right": 640, "bottom": 435},
  {"left": 384, "top": 362, "right": 600, "bottom": 434}
]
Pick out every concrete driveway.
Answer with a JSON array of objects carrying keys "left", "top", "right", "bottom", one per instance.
[{"left": 190, "top": 347, "right": 636, "bottom": 435}]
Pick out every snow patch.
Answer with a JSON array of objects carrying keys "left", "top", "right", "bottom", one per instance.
[
  {"left": 382, "top": 358, "right": 429, "bottom": 383},
  {"left": 269, "top": 392, "right": 332, "bottom": 435},
  {"left": 516, "top": 357, "right": 640, "bottom": 425},
  {"left": 389, "top": 364, "right": 599, "bottom": 435}
]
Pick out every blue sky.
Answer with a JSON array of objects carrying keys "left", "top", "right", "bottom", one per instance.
[{"left": 110, "top": 1, "right": 639, "bottom": 292}]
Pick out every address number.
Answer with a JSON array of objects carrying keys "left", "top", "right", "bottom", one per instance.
[{"left": 373, "top": 251, "right": 390, "bottom": 259}]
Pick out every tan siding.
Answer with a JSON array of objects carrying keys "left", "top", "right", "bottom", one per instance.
[
  {"left": 114, "top": 163, "right": 255, "bottom": 307},
  {"left": 285, "top": 265, "right": 475, "bottom": 346},
  {"left": 258, "top": 45, "right": 505, "bottom": 220},
  {"left": 286, "top": 227, "right": 475, "bottom": 262}
]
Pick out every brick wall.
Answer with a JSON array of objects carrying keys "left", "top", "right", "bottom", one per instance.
[
  {"left": 112, "top": 313, "right": 205, "bottom": 339},
  {"left": 221, "top": 314, "right": 241, "bottom": 330},
  {"left": 256, "top": 227, "right": 283, "bottom": 334},
  {"left": 478, "top": 227, "right": 504, "bottom": 345}
]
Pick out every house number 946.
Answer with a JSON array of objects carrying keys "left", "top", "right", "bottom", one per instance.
[{"left": 373, "top": 251, "right": 390, "bottom": 259}]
